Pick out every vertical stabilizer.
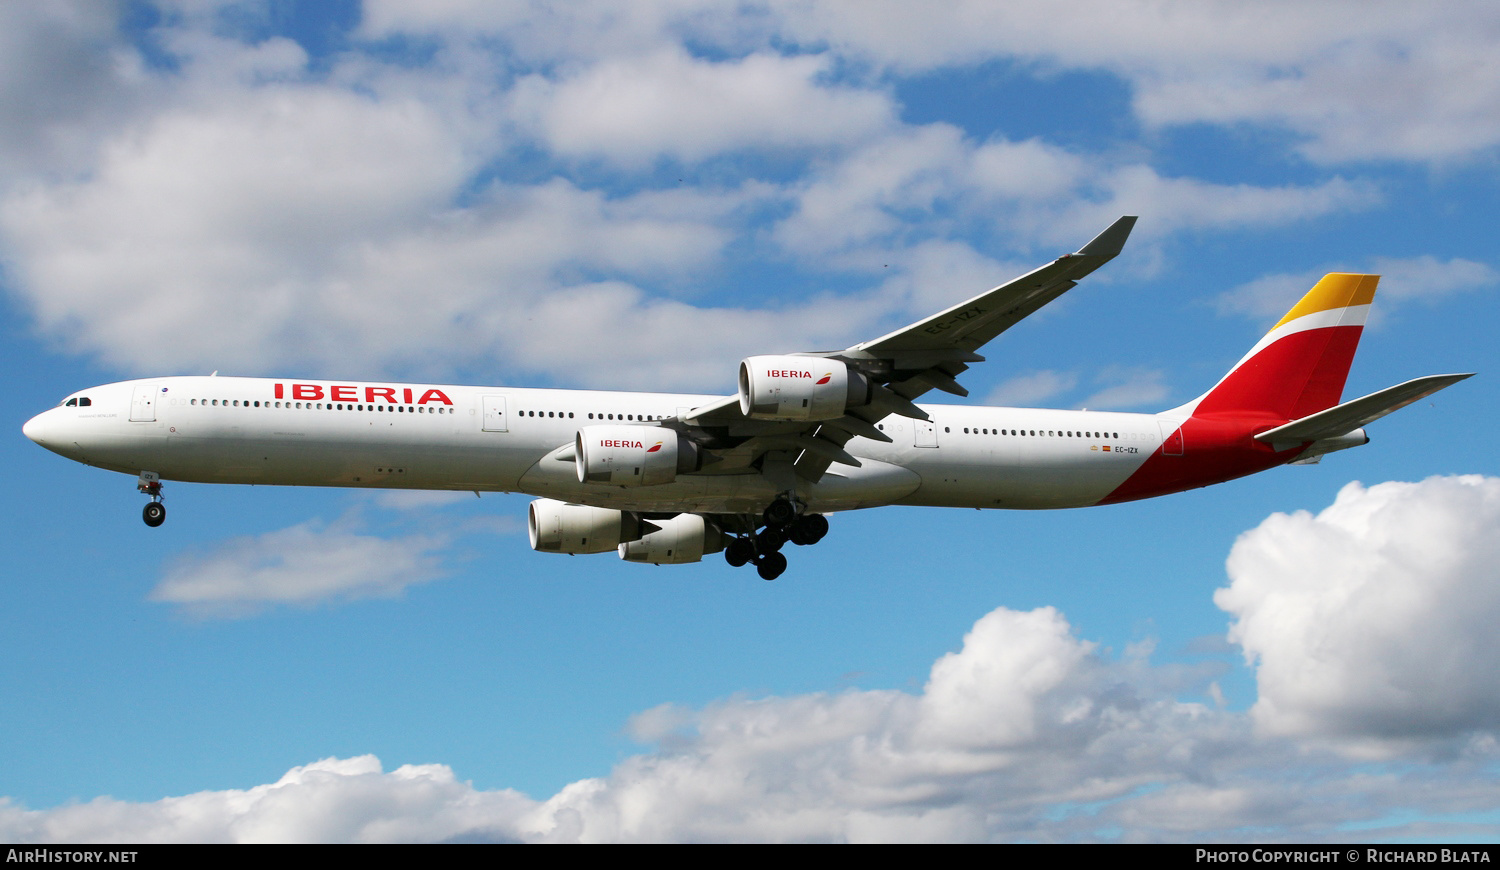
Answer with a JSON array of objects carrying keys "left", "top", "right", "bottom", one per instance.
[{"left": 1189, "top": 273, "right": 1377, "bottom": 421}]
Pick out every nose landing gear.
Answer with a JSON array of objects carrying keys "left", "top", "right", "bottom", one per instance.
[{"left": 138, "top": 471, "right": 165, "bottom": 527}]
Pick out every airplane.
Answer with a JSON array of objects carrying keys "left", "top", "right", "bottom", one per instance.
[{"left": 22, "top": 216, "right": 1472, "bottom": 580}]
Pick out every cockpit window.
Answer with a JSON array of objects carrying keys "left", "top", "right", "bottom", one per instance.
[
  {"left": 64, "top": 398, "right": 76, "bottom": 406},
  {"left": 62, "top": 397, "right": 92, "bottom": 407}
]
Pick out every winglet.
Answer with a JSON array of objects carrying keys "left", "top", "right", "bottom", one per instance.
[{"left": 1076, "top": 215, "right": 1138, "bottom": 258}]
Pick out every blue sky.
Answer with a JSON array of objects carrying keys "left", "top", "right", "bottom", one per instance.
[{"left": 3, "top": 1, "right": 1499, "bottom": 843}]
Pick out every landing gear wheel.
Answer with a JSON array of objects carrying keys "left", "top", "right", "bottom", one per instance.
[
  {"left": 725, "top": 537, "right": 755, "bottom": 567},
  {"left": 763, "top": 498, "right": 797, "bottom": 528},
  {"left": 756, "top": 525, "right": 789, "bottom": 553},
  {"left": 142, "top": 501, "right": 166, "bottom": 528},
  {"left": 789, "top": 513, "right": 829, "bottom": 546},
  {"left": 756, "top": 551, "right": 787, "bottom": 581}
]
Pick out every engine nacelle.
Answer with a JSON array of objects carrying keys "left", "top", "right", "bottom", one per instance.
[
  {"left": 528, "top": 498, "right": 643, "bottom": 554},
  {"left": 575, "top": 426, "right": 698, "bottom": 486},
  {"left": 738, "top": 356, "right": 870, "bottom": 421},
  {"left": 618, "top": 513, "right": 724, "bottom": 565}
]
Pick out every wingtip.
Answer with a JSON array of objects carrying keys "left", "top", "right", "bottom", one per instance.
[{"left": 1076, "top": 215, "right": 1138, "bottom": 258}]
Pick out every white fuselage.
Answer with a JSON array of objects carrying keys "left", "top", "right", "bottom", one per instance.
[{"left": 24, "top": 376, "right": 1167, "bottom": 514}]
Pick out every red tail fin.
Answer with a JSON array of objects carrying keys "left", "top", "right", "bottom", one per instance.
[
  {"left": 1190, "top": 273, "right": 1377, "bottom": 421},
  {"left": 1100, "top": 274, "right": 1380, "bottom": 505}
]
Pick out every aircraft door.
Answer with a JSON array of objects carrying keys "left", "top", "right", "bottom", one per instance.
[
  {"left": 914, "top": 419, "right": 937, "bottom": 447},
  {"left": 1158, "top": 421, "right": 1184, "bottom": 455},
  {"left": 482, "top": 395, "right": 509, "bottom": 432},
  {"left": 130, "top": 384, "right": 159, "bottom": 422}
]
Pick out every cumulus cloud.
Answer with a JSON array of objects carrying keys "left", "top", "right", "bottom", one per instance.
[
  {"left": 7, "top": 583, "right": 1500, "bottom": 841},
  {"left": 0, "top": 3, "right": 1422, "bottom": 390},
  {"left": 0, "top": 756, "right": 537, "bottom": 844},
  {"left": 359, "top": 2, "right": 1500, "bottom": 169},
  {"left": 768, "top": 1, "right": 1500, "bottom": 165},
  {"left": 16, "top": 469, "right": 1500, "bottom": 843},
  {"left": 1128, "top": 11, "right": 1500, "bottom": 165},
  {"left": 151, "top": 517, "right": 447, "bottom": 619},
  {"left": 509, "top": 48, "right": 894, "bottom": 166},
  {"left": 772, "top": 124, "right": 1373, "bottom": 270},
  {"left": 6, "top": 606, "right": 1242, "bottom": 842},
  {"left": 1217, "top": 475, "right": 1500, "bottom": 756}
]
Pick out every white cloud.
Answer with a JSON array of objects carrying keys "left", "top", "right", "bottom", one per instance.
[
  {"left": 0, "top": 81, "right": 470, "bottom": 373},
  {"left": 1368, "top": 257, "right": 1499, "bottom": 305},
  {"left": 151, "top": 518, "right": 447, "bottom": 619},
  {"left": 368, "top": 2, "right": 1500, "bottom": 167},
  {"left": 771, "top": 123, "right": 970, "bottom": 257},
  {"left": 1130, "top": 15, "right": 1500, "bottom": 165},
  {"left": 1218, "top": 258, "right": 1498, "bottom": 324},
  {"left": 359, "top": 0, "right": 743, "bottom": 66},
  {"left": 509, "top": 48, "right": 894, "bottom": 166},
  {"left": 0, "top": 756, "right": 538, "bottom": 844},
  {"left": 1217, "top": 475, "right": 1500, "bottom": 755},
  {"left": 769, "top": 1, "right": 1500, "bottom": 165},
  {"left": 863, "top": 238, "right": 1025, "bottom": 320},
  {"left": 774, "top": 124, "right": 1378, "bottom": 262},
  {"left": 985, "top": 370, "right": 1078, "bottom": 407},
  {"left": 13, "top": 605, "right": 1234, "bottom": 842},
  {"left": 1078, "top": 366, "right": 1169, "bottom": 410},
  {"left": 982, "top": 367, "right": 1168, "bottom": 410},
  {"left": 1063, "top": 166, "right": 1379, "bottom": 245},
  {"left": 0, "top": 1, "right": 144, "bottom": 177},
  {"left": 13, "top": 523, "right": 1500, "bottom": 841},
  {"left": 0, "top": 4, "right": 1409, "bottom": 391}
]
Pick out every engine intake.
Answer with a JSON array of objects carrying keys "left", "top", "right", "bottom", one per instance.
[
  {"left": 576, "top": 426, "right": 699, "bottom": 487},
  {"left": 738, "top": 356, "right": 870, "bottom": 421}
]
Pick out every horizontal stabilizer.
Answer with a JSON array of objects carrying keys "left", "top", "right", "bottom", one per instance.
[{"left": 1255, "top": 373, "right": 1474, "bottom": 445}]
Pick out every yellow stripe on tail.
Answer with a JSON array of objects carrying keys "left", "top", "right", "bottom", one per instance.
[{"left": 1272, "top": 273, "right": 1379, "bottom": 331}]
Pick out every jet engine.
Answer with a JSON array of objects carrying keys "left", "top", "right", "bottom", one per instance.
[
  {"left": 738, "top": 355, "right": 871, "bottom": 421},
  {"left": 618, "top": 514, "right": 724, "bottom": 565},
  {"left": 575, "top": 426, "right": 700, "bottom": 486},
  {"left": 528, "top": 498, "right": 643, "bottom": 554}
]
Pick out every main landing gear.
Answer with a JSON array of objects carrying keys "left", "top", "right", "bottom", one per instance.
[
  {"left": 723, "top": 496, "right": 830, "bottom": 581},
  {"left": 138, "top": 471, "right": 165, "bottom": 527}
]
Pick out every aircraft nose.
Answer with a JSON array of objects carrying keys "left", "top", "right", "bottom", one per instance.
[{"left": 22, "top": 411, "right": 48, "bottom": 446}]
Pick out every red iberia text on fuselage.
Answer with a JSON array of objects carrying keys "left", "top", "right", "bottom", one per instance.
[{"left": 272, "top": 383, "right": 454, "bottom": 405}]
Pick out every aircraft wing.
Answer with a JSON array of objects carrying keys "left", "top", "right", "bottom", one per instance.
[
  {"left": 677, "top": 216, "right": 1139, "bottom": 482},
  {"left": 848, "top": 215, "right": 1138, "bottom": 363}
]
